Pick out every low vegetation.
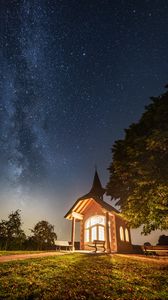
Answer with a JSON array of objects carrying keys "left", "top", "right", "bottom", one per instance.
[{"left": 0, "top": 253, "right": 167, "bottom": 299}]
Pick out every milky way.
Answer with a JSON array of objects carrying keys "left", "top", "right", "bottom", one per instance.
[{"left": 0, "top": 0, "right": 168, "bottom": 242}]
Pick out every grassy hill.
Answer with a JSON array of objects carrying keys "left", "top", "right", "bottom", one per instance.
[{"left": 0, "top": 253, "right": 167, "bottom": 299}]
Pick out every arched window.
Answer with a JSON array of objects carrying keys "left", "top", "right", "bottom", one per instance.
[
  {"left": 108, "top": 221, "right": 111, "bottom": 242},
  {"left": 85, "top": 215, "right": 105, "bottom": 242},
  {"left": 120, "top": 226, "right": 124, "bottom": 241},
  {"left": 125, "top": 228, "right": 129, "bottom": 242}
]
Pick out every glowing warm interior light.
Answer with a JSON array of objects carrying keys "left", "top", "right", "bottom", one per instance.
[
  {"left": 85, "top": 215, "right": 105, "bottom": 242},
  {"left": 120, "top": 226, "right": 124, "bottom": 241},
  {"left": 125, "top": 228, "right": 129, "bottom": 242}
]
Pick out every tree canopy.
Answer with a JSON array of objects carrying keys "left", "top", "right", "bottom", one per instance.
[
  {"left": 0, "top": 211, "right": 58, "bottom": 250},
  {"left": 0, "top": 210, "right": 26, "bottom": 250},
  {"left": 31, "top": 220, "right": 57, "bottom": 250},
  {"left": 157, "top": 235, "right": 168, "bottom": 245},
  {"left": 106, "top": 86, "right": 168, "bottom": 234}
]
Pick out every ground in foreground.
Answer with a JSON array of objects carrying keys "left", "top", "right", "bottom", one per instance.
[{"left": 0, "top": 253, "right": 167, "bottom": 299}]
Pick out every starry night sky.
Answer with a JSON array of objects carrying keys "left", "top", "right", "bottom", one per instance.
[{"left": 0, "top": 0, "right": 168, "bottom": 244}]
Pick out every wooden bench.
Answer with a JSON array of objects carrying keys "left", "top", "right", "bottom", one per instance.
[
  {"left": 88, "top": 240, "right": 106, "bottom": 252},
  {"left": 55, "top": 241, "right": 72, "bottom": 251},
  {"left": 143, "top": 245, "right": 168, "bottom": 256}
]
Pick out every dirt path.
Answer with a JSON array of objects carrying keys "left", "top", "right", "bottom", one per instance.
[
  {"left": 1, "top": 251, "right": 167, "bottom": 265},
  {"left": 114, "top": 253, "right": 168, "bottom": 265},
  {"left": 0, "top": 252, "right": 67, "bottom": 263}
]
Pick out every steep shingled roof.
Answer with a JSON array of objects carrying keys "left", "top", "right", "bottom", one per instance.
[{"left": 89, "top": 170, "right": 106, "bottom": 200}]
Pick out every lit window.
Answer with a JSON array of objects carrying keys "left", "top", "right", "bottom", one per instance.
[
  {"left": 120, "top": 226, "right": 124, "bottom": 241},
  {"left": 125, "top": 228, "right": 129, "bottom": 242},
  {"left": 90, "top": 215, "right": 105, "bottom": 226},
  {"left": 85, "top": 229, "right": 89, "bottom": 242},
  {"left": 85, "top": 215, "right": 105, "bottom": 242},
  {"left": 98, "top": 226, "right": 104, "bottom": 240},
  {"left": 91, "top": 226, "right": 97, "bottom": 241},
  {"left": 108, "top": 221, "right": 111, "bottom": 242}
]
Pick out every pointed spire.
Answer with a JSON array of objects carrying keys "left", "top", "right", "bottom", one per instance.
[{"left": 89, "top": 169, "right": 106, "bottom": 200}]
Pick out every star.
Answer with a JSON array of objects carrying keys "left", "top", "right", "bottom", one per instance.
[{"left": 0, "top": 0, "right": 167, "bottom": 245}]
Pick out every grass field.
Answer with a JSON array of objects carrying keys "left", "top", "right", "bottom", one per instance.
[{"left": 0, "top": 253, "right": 167, "bottom": 299}]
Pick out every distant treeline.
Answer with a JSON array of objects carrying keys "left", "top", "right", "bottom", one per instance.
[{"left": 0, "top": 210, "right": 57, "bottom": 250}]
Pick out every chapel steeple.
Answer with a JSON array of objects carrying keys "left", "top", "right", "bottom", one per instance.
[{"left": 89, "top": 169, "right": 106, "bottom": 200}]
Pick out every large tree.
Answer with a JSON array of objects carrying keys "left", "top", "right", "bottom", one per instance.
[
  {"left": 31, "top": 220, "right": 57, "bottom": 250},
  {"left": 0, "top": 210, "right": 26, "bottom": 250},
  {"left": 107, "top": 86, "right": 168, "bottom": 234}
]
